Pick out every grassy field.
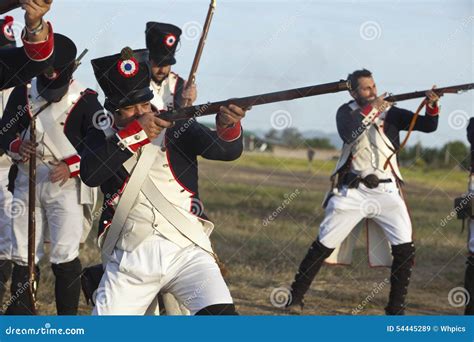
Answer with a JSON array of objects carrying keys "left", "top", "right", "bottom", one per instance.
[{"left": 28, "top": 152, "right": 472, "bottom": 315}]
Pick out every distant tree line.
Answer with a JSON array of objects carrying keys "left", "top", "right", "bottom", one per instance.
[{"left": 265, "top": 128, "right": 335, "bottom": 150}]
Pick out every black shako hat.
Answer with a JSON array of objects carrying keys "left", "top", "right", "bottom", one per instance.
[
  {"left": 37, "top": 33, "right": 77, "bottom": 102},
  {"left": 145, "top": 22, "right": 181, "bottom": 67},
  {"left": 91, "top": 47, "right": 154, "bottom": 112}
]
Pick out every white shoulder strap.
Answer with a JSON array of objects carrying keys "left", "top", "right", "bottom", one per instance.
[{"left": 101, "top": 140, "right": 161, "bottom": 264}]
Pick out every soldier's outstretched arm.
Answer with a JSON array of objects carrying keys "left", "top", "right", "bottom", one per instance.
[{"left": 181, "top": 105, "right": 246, "bottom": 161}]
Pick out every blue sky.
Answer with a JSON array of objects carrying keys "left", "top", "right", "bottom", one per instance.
[{"left": 9, "top": 0, "right": 474, "bottom": 147}]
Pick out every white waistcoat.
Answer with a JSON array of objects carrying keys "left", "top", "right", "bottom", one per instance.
[
  {"left": 333, "top": 102, "right": 403, "bottom": 181},
  {"left": 150, "top": 72, "right": 179, "bottom": 112},
  {"left": 25, "top": 79, "right": 84, "bottom": 161}
]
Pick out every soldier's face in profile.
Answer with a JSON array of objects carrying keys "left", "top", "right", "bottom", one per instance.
[
  {"left": 116, "top": 101, "right": 152, "bottom": 127},
  {"left": 351, "top": 77, "right": 377, "bottom": 106},
  {"left": 150, "top": 61, "right": 171, "bottom": 84}
]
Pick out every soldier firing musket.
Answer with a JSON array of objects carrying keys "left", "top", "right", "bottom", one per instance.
[{"left": 283, "top": 68, "right": 443, "bottom": 315}]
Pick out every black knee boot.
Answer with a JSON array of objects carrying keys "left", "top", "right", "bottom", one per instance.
[
  {"left": 51, "top": 258, "right": 82, "bottom": 315},
  {"left": 0, "top": 259, "right": 12, "bottom": 306},
  {"left": 385, "top": 242, "right": 415, "bottom": 315},
  {"left": 287, "top": 239, "right": 334, "bottom": 309},
  {"left": 4, "top": 263, "right": 40, "bottom": 315},
  {"left": 464, "top": 255, "right": 474, "bottom": 315}
]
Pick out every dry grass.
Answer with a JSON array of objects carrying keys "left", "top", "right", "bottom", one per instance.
[{"left": 8, "top": 153, "right": 470, "bottom": 315}]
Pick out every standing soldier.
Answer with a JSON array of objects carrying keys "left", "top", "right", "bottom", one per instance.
[
  {"left": 0, "top": 15, "right": 17, "bottom": 307},
  {"left": 0, "top": 0, "right": 54, "bottom": 90},
  {"left": 146, "top": 22, "right": 197, "bottom": 113},
  {"left": 82, "top": 47, "right": 247, "bottom": 315},
  {"left": 0, "top": 33, "right": 102, "bottom": 315},
  {"left": 145, "top": 21, "right": 196, "bottom": 315},
  {"left": 464, "top": 118, "right": 474, "bottom": 315},
  {"left": 285, "top": 69, "right": 440, "bottom": 315}
]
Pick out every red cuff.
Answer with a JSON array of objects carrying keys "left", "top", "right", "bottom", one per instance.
[
  {"left": 216, "top": 119, "right": 242, "bottom": 142},
  {"left": 64, "top": 154, "right": 81, "bottom": 178},
  {"left": 116, "top": 120, "right": 150, "bottom": 152},
  {"left": 21, "top": 21, "right": 54, "bottom": 62},
  {"left": 9, "top": 138, "right": 21, "bottom": 153},
  {"left": 360, "top": 104, "right": 374, "bottom": 116},
  {"left": 426, "top": 103, "right": 439, "bottom": 116}
]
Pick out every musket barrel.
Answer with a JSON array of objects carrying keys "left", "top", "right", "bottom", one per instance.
[
  {"left": 159, "top": 80, "right": 349, "bottom": 121},
  {"left": 385, "top": 83, "right": 474, "bottom": 102}
]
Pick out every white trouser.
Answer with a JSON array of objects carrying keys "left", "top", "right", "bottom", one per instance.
[
  {"left": 11, "top": 163, "right": 83, "bottom": 265},
  {"left": 319, "top": 182, "right": 412, "bottom": 248},
  {"left": 0, "top": 167, "right": 13, "bottom": 259},
  {"left": 93, "top": 233, "right": 233, "bottom": 315}
]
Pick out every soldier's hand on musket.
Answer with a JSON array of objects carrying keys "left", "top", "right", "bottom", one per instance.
[
  {"left": 137, "top": 111, "right": 174, "bottom": 141},
  {"left": 20, "top": 0, "right": 52, "bottom": 42},
  {"left": 18, "top": 140, "right": 36, "bottom": 161},
  {"left": 217, "top": 104, "right": 247, "bottom": 127},
  {"left": 181, "top": 82, "right": 197, "bottom": 106},
  {"left": 425, "top": 85, "right": 440, "bottom": 108},
  {"left": 49, "top": 160, "right": 69, "bottom": 186},
  {"left": 371, "top": 92, "right": 392, "bottom": 113}
]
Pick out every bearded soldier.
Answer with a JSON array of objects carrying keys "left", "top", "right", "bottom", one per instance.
[
  {"left": 144, "top": 21, "right": 197, "bottom": 315},
  {"left": 0, "top": 15, "right": 17, "bottom": 307},
  {"left": 0, "top": 33, "right": 102, "bottom": 315},
  {"left": 146, "top": 22, "right": 197, "bottom": 112},
  {"left": 82, "top": 47, "right": 247, "bottom": 315},
  {"left": 285, "top": 69, "right": 440, "bottom": 315},
  {"left": 0, "top": 0, "right": 54, "bottom": 90}
]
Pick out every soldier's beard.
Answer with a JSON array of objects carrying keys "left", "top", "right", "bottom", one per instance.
[
  {"left": 356, "top": 95, "right": 376, "bottom": 107},
  {"left": 152, "top": 72, "right": 170, "bottom": 85}
]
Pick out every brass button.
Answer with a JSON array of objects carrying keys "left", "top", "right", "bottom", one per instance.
[{"left": 134, "top": 134, "right": 141, "bottom": 141}]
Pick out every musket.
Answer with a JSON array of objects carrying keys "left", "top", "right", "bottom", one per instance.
[
  {"left": 27, "top": 114, "right": 37, "bottom": 314},
  {"left": 26, "top": 48, "right": 88, "bottom": 314},
  {"left": 183, "top": 0, "right": 216, "bottom": 106},
  {"left": 159, "top": 80, "right": 349, "bottom": 121},
  {"left": 385, "top": 83, "right": 474, "bottom": 103},
  {"left": 382, "top": 82, "right": 474, "bottom": 168}
]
